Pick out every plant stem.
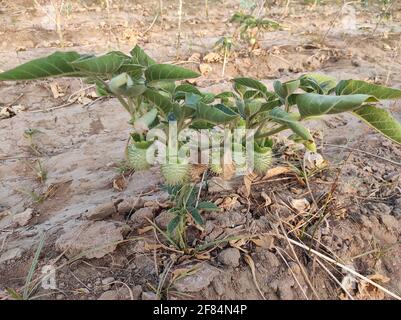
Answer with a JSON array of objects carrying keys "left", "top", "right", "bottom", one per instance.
[
  {"left": 222, "top": 46, "right": 228, "bottom": 77},
  {"left": 254, "top": 124, "right": 287, "bottom": 140}
]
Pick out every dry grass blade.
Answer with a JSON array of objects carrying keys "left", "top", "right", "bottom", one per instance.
[
  {"left": 244, "top": 254, "right": 266, "bottom": 300},
  {"left": 286, "top": 238, "right": 401, "bottom": 300}
]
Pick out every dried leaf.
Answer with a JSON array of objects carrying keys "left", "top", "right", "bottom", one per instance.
[
  {"left": 251, "top": 234, "right": 274, "bottom": 249},
  {"left": 137, "top": 226, "right": 153, "bottom": 235},
  {"left": 263, "top": 166, "right": 293, "bottom": 179},
  {"left": 203, "top": 52, "right": 221, "bottom": 63},
  {"left": 290, "top": 198, "right": 310, "bottom": 213},
  {"left": 243, "top": 172, "right": 258, "bottom": 197},
  {"left": 356, "top": 274, "right": 390, "bottom": 300},
  {"left": 260, "top": 191, "right": 272, "bottom": 206},
  {"left": 113, "top": 175, "right": 127, "bottom": 191},
  {"left": 49, "top": 82, "right": 65, "bottom": 99},
  {"left": 304, "top": 151, "right": 327, "bottom": 170},
  {"left": 244, "top": 254, "right": 266, "bottom": 300}
]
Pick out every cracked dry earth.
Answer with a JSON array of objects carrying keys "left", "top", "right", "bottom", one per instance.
[{"left": 0, "top": 0, "right": 401, "bottom": 300}]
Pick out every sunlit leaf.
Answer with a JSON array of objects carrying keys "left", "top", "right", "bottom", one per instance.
[
  {"left": 145, "top": 64, "right": 200, "bottom": 82},
  {"left": 353, "top": 105, "right": 401, "bottom": 145},
  {"left": 336, "top": 79, "right": 401, "bottom": 100},
  {"left": 296, "top": 93, "right": 378, "bottom": 118},
  {"left": 0, "top": 51, "right": 85, "bottom": 80}
]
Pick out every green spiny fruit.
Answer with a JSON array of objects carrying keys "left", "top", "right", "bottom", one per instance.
[
  {"left": 210, "top": 163, "right": 223, "bottom": 175},
  {"left": 253, "top": 146, "right": 272, "bottom": 175},
  {"left": 161, "top": 157, "right": 190, "bottom": 186},
  {"left": 127, "top": 141, "right": 153, "bottom": 171}
]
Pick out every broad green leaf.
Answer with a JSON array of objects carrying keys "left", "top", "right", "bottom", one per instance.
[
  {"left": 269, "top": 107, "right": 313, "bottom": 142},
  {"left": 196, "top": 103, "right": 239, "bottom": 124},
  {"left": 71, "top": 51, "right": 129, "bottom": 75},
  {"left": 167, "top": 215, "right": 181, "bottom": 234},
  {"left": 259, "top": 99, "right": 282, "bottom": 112},
  {"left": 336, "top": 80, "right": 401, "bottom": 100},
  {"left": 200, "top": 93, "right": 215, "bottom": 104},
  {"left": 197, "top": 201, "right": 219, "bottom": 212},
  {"left": 243, "top": 90, "right": 264, "bottom": 99},
  {"left": 0, "top": 51, "right": 84, "bottom": 80},
  {"left": 145, "top": 64, "right": 200, "bottom": 82},
  {"left": 296, "top": 93, "right": 378, "bottom": 118},
  {"left": 353, "top": 105, "right": 401, "bottom": 145},
  {"left": 117, "top": 63, "right": 144, "bottom": 79},
  {"left": 215, "top": 91, "right": 236, "bottom": 99},
  {"left": 300, "top": 73, "right": 337, "bottom": 94},
  {"left": 143, "top": 89, "right": 174, "bottom": 115},
  {"left": 149, "top": 80, "right": 176, "bottom": 94},
  {"left": 175, "top": 84, "right": 201, "bottom": 95},
  {"left": 232, "top": 77, "right": 268, "bottom": 95},
  {"left": 274, "top": 79, "right": 300, "bottom": 100},
  {"left": 184, "top": 93, "right": 202, "bottom": 109},
  {"left": 190, "top": 208, "right": 204, "bottom": 225},
  {"left": 130, "top": 45, "right": 156, "bottom": 67}
]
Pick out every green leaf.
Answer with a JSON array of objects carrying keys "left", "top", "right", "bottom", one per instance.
[
  {"left": 0, "top": 51, "right": 85, "bottom": 80},
  {"left": 196, "top": 103, "right": 239, "bottom": 124},
  {"left": 71, "top": 51, "right": 129, "bottom": 75},
  {"left": 185, "top": 93, "right": 203, "bottom": 109},
  {"left": 143, "top": 89, "right": 174, "bottom": 115},
  {"left": 190, "top": 208, "right": 204, "bottom": 225},
  {"left": 145, "top": 64, "right": 200, "bottom": 82},
  {"left": 197, "top": 201, "right": 219, "bottom": 212},
  {"left": 296, "top": 93, "right": 378, "bottom": 118},
  {"left": 353, "top": 105, "right": 401, "bottom": 145},
  {"left": 269, "top": 107, "right": 314, "bottom": 142},
  {"left": 117, "top": 63, "right": 144, "bottom": 79},
  {"left": 167, "top": 215, "right": 181, "bottom": 234},
  {"left": 300, "top": 73, "right": 337, "bottom": 94},
  {"left": 232, "top": 77, "right": 268, "bottom": 95},
  {"left": 130, "top": 45, "right": 156, "bottom": 67},
  {"left": 274, "top": 79, "right": 300, "bottom": 100},
  {"left": 336, "top": 80, "right": 401, "bottom": 100}
]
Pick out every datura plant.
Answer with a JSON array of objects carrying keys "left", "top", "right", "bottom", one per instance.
[
  {"left": 1, "top": 46, "right": 401, "bottom": 247},
  {"left": 230, "top": 12, "right": 280, "bottom": 49}
]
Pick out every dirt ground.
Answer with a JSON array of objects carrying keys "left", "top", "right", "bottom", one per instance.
[{"left": 0, "top": 0, "right": 400, "bottom": 300}]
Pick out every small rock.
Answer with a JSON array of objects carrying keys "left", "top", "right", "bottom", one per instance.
[
  {"left": 130, "top": 207, "right": 154, "bottom": 227},
  {"left": 56, "top": 294, "right": 64, "bottom": 300},
  {"left": 98, "top": 290, "right": 118, "bottom": 300},
  {"left": 12, "top": 208, "right": 33, "bottom": 227},
  {"left": 212, "top": 278, "right": 224, "bottom": 296},
  {"left": 101, "top": 277, "right": 115, "bottom": 290},
  {"left": 142, "top": 291, "right": 158, "bottom": 300},
  {"left": 174, "top": 263, "right": 220, "bottom": 292},
  {"left": 208, "top": 177, "right": 234, "bottom": 193},
  {"left": 290, "top": 198, "right": 310, "bottom": 213},
  {"left": 55, "top": 221, "right": 129, "bottom": 259},
  {"left": 392, "top": 198, "right": 401, "bottom": 217},
  {"left": 155, "top": 210, "right": 175, "bottom": 229},
  {"left": 131, "top": 285, "right": 143, "bottom": 300},
  {"left": 351, "top": 56, "right": 361, "bottom": 67},
  {"left": 0, "top": 247, "right": 23, "bottom": 264},
  {"left": 84, "top": 202, "right": 116, "bottom": 220},
  {"left": 218, "top": 248, "right": 241, "bottom": 267},
  {"left": 117, "top": 197, "right": 144, "bottom": 215}
]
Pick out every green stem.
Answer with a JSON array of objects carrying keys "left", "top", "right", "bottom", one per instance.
[{"left": 254, "top": 124, "right": 287, "bottom": 140}]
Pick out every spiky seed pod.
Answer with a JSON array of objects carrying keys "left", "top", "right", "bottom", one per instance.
[
  {"left": 161, "top": 157, "right": 190, "bottom": 186},
  {"left": 210, "top": 163, "right": 223, "bottom": 175},
  {"left": 253, "top": 147, "right": 272, "bottom": 175},
  {"left": 127, "top": 141, "right": 153, "bottom": 171}
]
